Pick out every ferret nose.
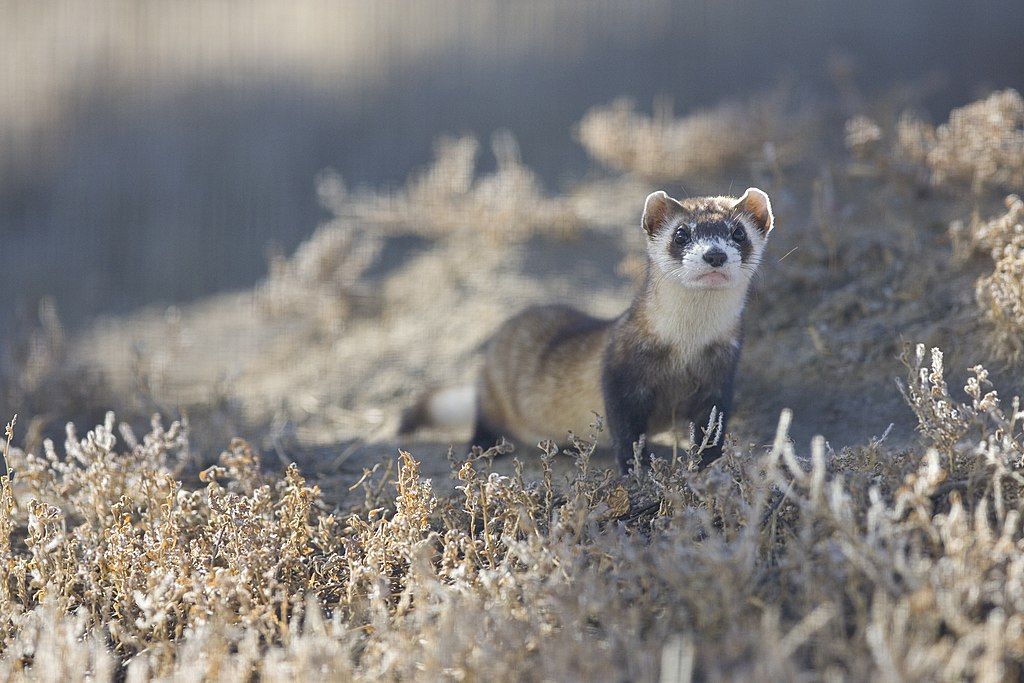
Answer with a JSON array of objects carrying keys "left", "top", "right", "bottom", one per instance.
[{"left": 703, "top": 247, "right": 727, "bottom": 268}]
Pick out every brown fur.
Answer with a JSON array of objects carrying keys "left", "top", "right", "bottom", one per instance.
[{"left": 477, "top": 305, "right": 611, "bottom": 445}]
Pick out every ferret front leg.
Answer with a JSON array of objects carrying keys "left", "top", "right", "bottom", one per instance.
[
  {"left": 689, "top": 350, "right": 738, "bottom": 468},
  {"left": 603, "top": 368, "right": 654, "bottom": 474}
]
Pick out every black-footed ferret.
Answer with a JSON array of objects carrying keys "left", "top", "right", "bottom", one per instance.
[{"left": 399, "top": 188, "right": 775, "bottom": 473}]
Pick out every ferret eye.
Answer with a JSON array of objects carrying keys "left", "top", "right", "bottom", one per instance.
[
  {"left": 731, "top": 225, "right": 747, "bottom": 243},
  {"left": 673, "top": 228, "right": 691, "bottom": 246}
]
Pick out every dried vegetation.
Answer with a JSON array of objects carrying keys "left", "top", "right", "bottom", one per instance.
[
  {"left": 849, "top": 88, "right": 1024, "bottom": 194},
  {"left": 897, "top": 89, "right": 1024, "bottom": 194},
  {"left": 335, "top": 132, "right": 580, "bottom": 242},
  {"left": 258, "top": 132, "right": 581, "bottom": 335},
  {"left": 847, "top": 88, "right": 1024, "bottom": 365},
  {"left": 2, "top": 346, "right": 1024, "bottom": 680},
  {"left": 3, "top": 86, "right": 1024, "bottom": 680},
  {"left": 576, "top": 91, "right": 811, "bottom": 182},
  {"left": 974, "top": 196, "right": 1024, "bottom": 362}
]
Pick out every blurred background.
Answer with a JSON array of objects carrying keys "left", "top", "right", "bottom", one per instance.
[
  {"left": 2, "top": 1, "right": 1024, "bottom": 473},
  {"left": 3, "top": 0, "right": 1022, "bottom": 334}
]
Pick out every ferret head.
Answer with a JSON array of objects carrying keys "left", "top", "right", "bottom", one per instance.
[{"left": 641, "top": 188, "right": 774, "bottom": 291}]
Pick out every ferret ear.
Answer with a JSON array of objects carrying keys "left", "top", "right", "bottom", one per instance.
[
  {"left": 734, "top": 187, "right": 774, "bottom": 235},
  {"left": 642, "top": 190, "right": 682, "bottom": 236}
]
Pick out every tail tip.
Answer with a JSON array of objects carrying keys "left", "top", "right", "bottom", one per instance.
[{"left": 397, "top": 385, "right": 476, "bottom": 436}]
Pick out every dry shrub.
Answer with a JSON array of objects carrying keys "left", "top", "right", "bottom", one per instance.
[
  {"left": 970, "top": 193, "right": 1024, "bottom": 253},
  {"left": 576, "top": 92, "right": 808, "bottom": 182},
  {"left": 257, "top": 131, "right": 579, "bottom": 333},
  {"left": 259, "top": 218, "right": 382, "bottom": 334},
  {"left": 975, "top": 233, "right": 1024, "bottom": 363},
  {"left": 0, "top": 411, "right": 346, "bottom": 674},
  {"left": 2, "top": 345, "right": 1024, "bottom": 679},
  {"left": 844, "top": 115, "right": 883, "bottom": 161},
  {"left": 852, "top": 91, "right": 1024, "bottom": 363},
  {"left": 1, "top": 300, "right": 114, "bottom": 444},
  {"left": 947, "top": 195, "right": 1024, "bottom": 363},
  {"left": 324, "top": 131, "right": 579, "bottom": 243},
  {"left": 896, "top": 88, "right": 1024, "bottom": 193}
]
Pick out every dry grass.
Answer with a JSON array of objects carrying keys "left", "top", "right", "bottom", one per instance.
[
  {"left": 317, "top": 133, "right": 580, "bottom": 243},
  {"left": 257, "top": 132, "right": 581, "bottom": 335},
  {"left": 845, "top": 89, "right": 1024, "bottom": 195},
  {"left": 0, "top": 299, "right": 117, "bottom": 455},
  {"left": 844, "top": 115, "right": 884, "bottom": 161},
  {"left": 943, "top": 195, "right": 1024, "bottom": 364},
  {"left": 259, "top": 218, "right": 383, "bottom": 335},
  {"left": 964, "top": 194, "right": 1024, "bottom": 254},
  {"left": 897, "top": 89, "right": 1024, "bottom": 193},
  {"left": 846, "top": 90, "right": 1024, "bottom": 365},
  {"left": 1, "top": 346, "right": 1024, "bottom": 680},
  {"left": 974, "top": 196, "right": 1024, "bottom": 363},
  {"left": 576, "top": 91, "right": 810, "bottom": 182}
]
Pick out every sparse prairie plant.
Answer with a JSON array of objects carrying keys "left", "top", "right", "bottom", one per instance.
[
  {"left": 852, "top": 89, "right": 1024, "bottom": 195},
  {"left": 970, "top": 196, "right": 1024, "bottom": 363},
  {"left": 257, "top": 131, "right": 580, "bottom": 336},
  {"left": 898, "top": 89, "right": 1024, "bottom": 194},
  {"left": 1, "top": 342, "right": 1024, "bottom": 680},
  {"left": 576, "top": 91, "right": 811, "bottom": 182}
]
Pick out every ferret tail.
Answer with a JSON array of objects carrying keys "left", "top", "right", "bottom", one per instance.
[{"left": 397, "top": 385, "right": 477, "bottom": 435}]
